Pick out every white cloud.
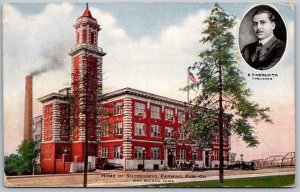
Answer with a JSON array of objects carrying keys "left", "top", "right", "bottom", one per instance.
[
  {"left": 3, "top": 3, "right": 210, "bottom": 155},
  {"left": 98, "top": 8, "right": 210, "bottom": 99}
]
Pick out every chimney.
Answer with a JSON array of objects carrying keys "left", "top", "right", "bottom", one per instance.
[{"left": 24, "top": 75, "right": 33, "bottom": 140}]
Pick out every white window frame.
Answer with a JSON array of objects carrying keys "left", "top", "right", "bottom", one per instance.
[
  {"left": 101, "top": 147, "right": 109, "bottom": 158},
  {"left": 113, "top": 102, "right": 122, "bottom": 115},
  {"left": 151, "top": 147, "right": 160, "bottom": 159},
  {"left": 134, "top": 102, "right": 146, "bottom": 116},
  {"left": 179, "top": 129, "right": 186, "bottom": 140},
  {"left": 113, "top": 122, "right": 123, "bottom": 135},
  {"left": 178, "top": 149, "right": 186, "bottom": 160},
  {"left": 134, "top": 122, "right": 146, "bottom": 136},
  {"left": 113, "top": 146, "right": 123, "bottom": 159},
  {"left": 165, "top": 127, "right": 174, "bottom": 139},
  {"left": 134, "top": 146, "right": 145, "bottom": 159},
  {"left": 178, "top": 111, "right": 185, "bottom": 124},
  {"left": 150, "top": 125, "right": 161, "bottom": 137},
  {"left": 213, "top": 151, "right": 220, "bottom": 161},
  {"left": 101, "top": 123, "right": 109, "bottom": 137},
  {"left": 151, "top": 105, "right": 161, "bottom": 119},
  {"left": 192, "top": 151, "right": 200, "bottom": 160},
  {"left": 165, "top": 108, "right": 174, "bottom": 121}
]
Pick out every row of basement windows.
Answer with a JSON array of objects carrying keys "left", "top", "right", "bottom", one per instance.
[
  {"left": 101, "top": 122, "right": 187, "bottom": 140},
  {"left": 100, "top": 146, "right": 195, "bottom": 160},
  {"left": 112, "top": 102, "right": 186, "bottom": 123}
]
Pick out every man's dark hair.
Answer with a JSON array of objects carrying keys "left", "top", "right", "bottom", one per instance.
[{"left": 253, "top": 8, "right": 276, "bottom": 22}]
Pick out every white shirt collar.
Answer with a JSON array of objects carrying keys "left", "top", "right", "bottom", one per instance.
[{"left": 259, "top": 34, "right": 274, "bottom": 45}]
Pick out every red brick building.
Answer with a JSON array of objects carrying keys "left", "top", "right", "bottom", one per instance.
[
  {"left": 37, "top": 4, "right": 230, "bottom": 174},
  {"left": 98, "top": 87, "right": 230, "bottom": 170}
]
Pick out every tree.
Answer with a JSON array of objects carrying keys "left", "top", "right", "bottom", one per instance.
[
  {"left": 4, "top": 154, "right": 24, "bottom": 176},
  {"left": 4, "top": 139, "right": 39, "bottom": 176},
  {"left": 185, "top": 3, "right": 272, "bottom": 183}
]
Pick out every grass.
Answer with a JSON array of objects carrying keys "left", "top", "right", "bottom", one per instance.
[{"left": 147, "top": 174, "right": 295, "bottom": 188}]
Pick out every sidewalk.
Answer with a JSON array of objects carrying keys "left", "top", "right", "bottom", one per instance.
[{"left": 4, "top": 167, "right": 295, "bottom": 187}]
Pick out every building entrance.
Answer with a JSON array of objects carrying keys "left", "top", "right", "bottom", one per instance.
[
  {"left": 164, "top": 138, "right": 178, "bottom": 169},
  {"left": 205, "top": 151, "right": 209, "bottom": 168},
  {"left": 167, "top": 149, "right": 175, "bottom": 168}
]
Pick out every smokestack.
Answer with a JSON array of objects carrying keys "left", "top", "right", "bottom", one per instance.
[{"left": 24, "top": 75, "right": 33, "bottom": 141}]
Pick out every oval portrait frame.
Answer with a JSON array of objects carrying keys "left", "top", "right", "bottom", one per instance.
[{"left": 238, "top": 4, "right": 287, "bottom": 70}]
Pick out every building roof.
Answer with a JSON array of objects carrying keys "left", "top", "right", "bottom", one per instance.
[
  {"left": 100, "top": 87, "right": 189, "bottom": 107},
  {"left": 37, "top": 93, "right": 68, "bottom": 103},
  {"left": 79, "top": 3, "right": 96, "bottom": 21}
]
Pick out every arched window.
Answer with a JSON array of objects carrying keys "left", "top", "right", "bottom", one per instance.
[
  {"left": 90, "top": 32, "right": 95, "bottom": 45},
  {"left": 82, "top": 29, "right": 87, "bottom": 43},
  {"left": 76, "top": 32, "right": 79, "bottom": 44}
]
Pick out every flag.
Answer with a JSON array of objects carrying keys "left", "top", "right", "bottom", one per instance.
[{"left": 188, "top": 70, "right": 196, "bottom": 83}]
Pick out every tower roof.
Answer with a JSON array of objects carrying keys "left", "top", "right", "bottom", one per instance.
[{"left": 80, "top": 3, "right": 95, "bottom": 20}]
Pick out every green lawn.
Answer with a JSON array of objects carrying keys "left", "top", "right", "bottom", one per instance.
[{"left": 148, "top": 174, "right": 295, "bottom": 188}]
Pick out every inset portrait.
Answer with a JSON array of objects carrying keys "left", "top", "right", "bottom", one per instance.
[{"left": 239, "top": 5, "right": 287, "bottom": 70}]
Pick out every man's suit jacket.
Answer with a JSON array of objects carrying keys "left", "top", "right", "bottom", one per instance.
[{"left": 242, "top": 36, "right": 286, "bottom": 70}]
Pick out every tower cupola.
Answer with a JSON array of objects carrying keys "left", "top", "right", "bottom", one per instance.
[{"left": 72, "top": 3, "right": 101, "bottom": 47}]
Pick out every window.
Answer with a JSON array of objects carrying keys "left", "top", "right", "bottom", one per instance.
[
  {"left": 179, "top": 129, "right": 186, "bottom": 140},
  {"left": 213, "top": 151, "right": 219, "bottom": 161},
  {"left": 214, "top": 135, "right": 220, "bottom": 143},
  {"left": 150, "top": 125, "right": 161, "bottom": 137},
  {"left": 44, "top": 105, "right": 52, "bottom": 139},
  {"left": 113, "top": 146, "right": 122, "bottom": 159},
  {"left": 88, "top": 127, "right": 95, "bottom": 136},
  {"left": 90, "top": 32, "right": 95, "bottom": 45},
  {"left": 151, "top": 147, "right": 160, "bottom": 159},
  {"left": 151, "top": 105, "right": 161, "bottom": 119},
  {"left": 178, "top": 111, "right": 185, "bottom": 124},
  {"left": 82, "top": 29, "right": 87, "bottom": 43},
  {"left": 101, "top": 147, "right": 109, "bottom": 158},
  {"left": 192, "top": 151, "right": 200, "bottom": 160},
  {"left": 113, "top": 102, "right": 122, "bottom": 115},
  {"left": 35, "top": 135, "right": 41, "bottom": 141},
  {"left": 178, "top": 149, "right": 186, "bottom": 160},
  {"left": 114, "top": 122, "right": 123, "bottom": 135},
  {"left": 100, "top": 105, "right": 109, "bottom": 116},
  {"left": 165, "top": 108, "right": 174, "bottom": 121},
  {"left": 134, "top": 122, "right": 145, "bottom": 136},
  {"left": 134, "top": 146, "right": 145, "bottom": 159},
  {"left": 134, "top": 102, "right": 146, "bottom": 116},
  {"left": 76, "top": 32, "right": 79, "bottom": 44},
  {"left": 165, "top": 127, "right": 174, "bottom": 139},
  {"left": 101, "top": 123, "right": 109, "bottom": 136},
  {"left": 61, "top": 124, "right": 69, "bottom": 137}
]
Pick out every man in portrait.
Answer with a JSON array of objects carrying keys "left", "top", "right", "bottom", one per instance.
[{"left": 242, "top": 8, "right": 286, "bottom": 70}]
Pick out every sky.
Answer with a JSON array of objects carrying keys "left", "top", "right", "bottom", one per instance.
[{"left": 2, "top": 2, "right": 295, "bottom": 161}]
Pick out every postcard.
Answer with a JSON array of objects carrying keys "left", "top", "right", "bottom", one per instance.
[{"left": 3, "top": 2, "right": 295, "bottom": 188}]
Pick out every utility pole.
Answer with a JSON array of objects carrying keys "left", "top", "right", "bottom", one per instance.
[{"left": 218, "top": 62, "right": 224, "bottom": 183}]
